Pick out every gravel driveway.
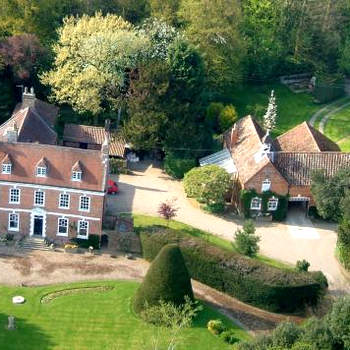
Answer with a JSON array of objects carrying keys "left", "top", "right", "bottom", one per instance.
[{"left": 108, "top": 161, "right": 350, "bottom": 294}]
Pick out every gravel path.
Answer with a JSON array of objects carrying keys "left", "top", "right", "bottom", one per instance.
[
  {"left": 0, "top": 248, "right": 302, "bottom": 335},
  {"left": 108, "top": 162, "right": 349, "bottom": 294}
]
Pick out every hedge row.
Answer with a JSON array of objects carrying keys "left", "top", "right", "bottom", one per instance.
[{"left": 139, "top": 226, "right": 326, "bottom": 312}]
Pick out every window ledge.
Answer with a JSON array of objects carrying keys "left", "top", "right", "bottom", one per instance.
[
  {"left": 57, "top": 233, "right": 68, "bottom": 237},
  {"left": 77, "top": 235, "right": 88, "bottom": 240}
]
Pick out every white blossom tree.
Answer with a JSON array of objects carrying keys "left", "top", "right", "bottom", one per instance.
[{"left": 263, "top": 90, "right": 277, "bottom": 131}]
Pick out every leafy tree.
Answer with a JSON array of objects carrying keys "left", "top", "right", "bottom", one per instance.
[
  {"left": 311, "top": 167, "right": 350, "bottom": 222},
  {"left": 327, "top": 296, "right": 350, "bottom": 349},
  {"left": 183, "top": 165, "right": 231, "bottom": 211},
  {"left": 296, "top": 259, "right": 310, "bottom": 272},
  {"left": 206, "top": 102, "right": 224, "bottom": 131},
  {"left": 149, "top": 0, "right": 180, "bottom": 25},
  {"left": 41, "top": 13, "right": 150, "bottom": 116},
  {"left": 133, "top": 244, "right": 194, "bottom": 313},
  {"left": 0, "top": 34, "right": 47, "bottom": 82},
  {"left": 218, "top": 105, "right": 238, "bottom": 132},
  {"left": 179, "top": 0, "right": 245, "bottom": 89},
  {"left": 263, "top": 90, "right": 277, "bottom": 131},
  {"left": 234, "top": 220, "right": 260, "bottom": 257}
]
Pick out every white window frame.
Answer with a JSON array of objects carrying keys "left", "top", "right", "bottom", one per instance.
[
  {"left": 57, "top": 217, "right": 69, "bottom": 237},
  {"left": 36, "top": 166, "right": 47, "bottom": 177},
  {"left": 250, "top": 197, "right": 262, "bottom": 210},
  {"left": 2, "top": 164, "right": 11, "bottom": 174},
  {"left": 77, "top": 220, "right": 89, "bottom": 239},
  {"left": 268, "top": 197, "right": 279, "bottom": 211},
  {"left": 8, "top": 213, "right": 19, "bottom": 231},
  {"left": 9, "top": 188, "right": 20, "bottom": 204},
  {"left": 79, "top": 196, "right": 90, "bottom": 212},
  {"left": 72, "top": 171, "right": 82, "bottom": 181},
  {"left": 59, "top": 193, "right": 70, "bottom": 209},
  {"left": 261, "top": 179, "right": 271, "bottom": 192},
  {"left": 34, "top": 190, "right": 45, "bottom": 207}
]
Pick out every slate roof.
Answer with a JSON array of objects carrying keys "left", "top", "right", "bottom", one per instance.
[
  {"left": 0, "top": 142, "right": 106, "bottom": 192},
  {"left": 275, "top": 122, "right": 340, "bottom": 152},
  {"left": 63, "top": 124, "right": 126, "bottom": 158},
  {"left": 271, "top": 152, "right": 350, "bottom": 185}
]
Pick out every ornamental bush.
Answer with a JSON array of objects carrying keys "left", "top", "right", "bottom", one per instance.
[
  {"left": 139, "top": 226, "right": 326, "bottom": 312},
  {"left": 183, "top": 165, "right": 231, "bottom": 210},
  {"left": 133, "top": 244, "right": 194, "bottom": 314},
  {"left": 207, "top": 319, "right": 226, "bottom": 335},
  {"left": 164, "top": 153, "right": 196, "bottom": 179},
  {"left": 234, "top": 220, "right": 260, "bottom": 257},
  {"left": 218, "top": 104, "right": 238, "bottom": 132}
]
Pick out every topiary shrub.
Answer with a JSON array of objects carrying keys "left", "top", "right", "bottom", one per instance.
[
  {"left": 133, "top": 244, "right": 194, "bottom": 314},
  {"left": 234, "top": 220, "right": 260, "bottom": 257},
  {"left": 220, "top": 329, "right": 239, "bottom": 344},
  {"left": 183, "top": 165, "right": 231, "bottom": 212},
  {"left": 164, "top": 153, "right": 196, "bottom": 179}
]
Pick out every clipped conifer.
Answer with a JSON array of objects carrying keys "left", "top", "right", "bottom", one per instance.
[{"left": 134, "top": 244, "right": 194, "bottom": 313}]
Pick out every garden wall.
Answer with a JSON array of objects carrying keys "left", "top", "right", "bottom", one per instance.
[{"left": 139, "top": 226, "right": 326, "bottom": 312}]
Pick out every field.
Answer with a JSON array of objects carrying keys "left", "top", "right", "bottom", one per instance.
[
  {"left": 225, "top": 83, "right": 321, "bottom": 137},
  {"left": 324, "top": 106, "right": 350, "bottom": 152},
  {"left": 0, "top": 281, "right": 249, "bottom": 350}
]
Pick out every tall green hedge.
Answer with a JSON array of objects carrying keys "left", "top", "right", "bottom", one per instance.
[
  {"left": 164, "top": 154, "right": 196, "bottom": 179},
  {"left": 139, "top": 226, "right": 325, "bottom": 312},
  {"left": 134, "top": 244, "right": 193, "bottom": 313},
  {"left": 240, "top": 189, "right": 288, "bottom": 221}
]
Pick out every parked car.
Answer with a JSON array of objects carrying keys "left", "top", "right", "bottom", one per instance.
[{"left": 107, "top": 179, "right": 119, "bottom": 195}]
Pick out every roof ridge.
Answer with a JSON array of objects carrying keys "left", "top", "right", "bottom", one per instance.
[
  {"left": 303, "top": 122, "right": 322, "bottom": 151},
  {"left": 0, "top": 107, "right": 29, "bottom": 133}
]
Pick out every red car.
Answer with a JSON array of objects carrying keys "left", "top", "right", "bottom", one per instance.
[{"left": 107, "top": 179, "right": 119, "bottom": 195}]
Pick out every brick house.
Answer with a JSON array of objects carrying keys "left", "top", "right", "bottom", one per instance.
[
  {"left": 0, "top": 89, "right": 108, "bottom": 242},
  {"left": 202, "top": 116, "right": 350, "bottom": 215}
]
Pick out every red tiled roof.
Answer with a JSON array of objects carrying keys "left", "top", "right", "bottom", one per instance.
[
  {"left": 225, "top": 116, "right": 272, "bottom": 184},
  {"left": 272, "top": 152, "right": 350, "bottom": 185},
  {"left": 0, "top": 142, "right": 106, "bottom": 192},
  {"left": 72, "top": 160, "right": 82, "bottom": 172},
  {"left": 63, "top": 124, "right": 126, "bottom": 158},
  {"left": 1, "top": 153, "right": 11, "bottom": 164},
  {"left": 275, "top": 122, "right": 340, "bottom": 152},
  {"left": 0, "top": 107, "right": 57, "bottom": 144},
  {"left": 36, "top": 157, "right": 48, "bottom": 168}
]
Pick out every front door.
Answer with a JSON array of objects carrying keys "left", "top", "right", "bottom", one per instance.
[{"left": 33, "top": 215, "right": 43, "bottom": 236}]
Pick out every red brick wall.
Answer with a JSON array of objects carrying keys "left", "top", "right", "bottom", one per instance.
[
  {"left": 244, "top": 163, "right": 289, "bottom": 195},
  {"left": 289, "top": 185, "right": 315, "bottom": 206},
  {"left": 0, "top": 184, "right": 104, "bottom": 240}
]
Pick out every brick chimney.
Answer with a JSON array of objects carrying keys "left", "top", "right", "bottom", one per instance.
[
  {"left": 230, "top": 124, "right": 238, "bottom": 147},
  {"left": 22, "top": 86, "right": 36, "bottom": 108}
]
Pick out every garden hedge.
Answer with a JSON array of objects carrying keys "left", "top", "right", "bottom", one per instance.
[
  {"left": 139, "top": 226, "right": 326, "bottom": 312},
  {"left": 134, "top": 244, "right": 193, "bottom": 313},
  {"left": 164, "top": 154, "right": 196, "bottom": 179}
]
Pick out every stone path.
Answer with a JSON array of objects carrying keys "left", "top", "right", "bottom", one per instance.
[{"left": 0, "top": 249, "right": 302, "bottom": 335}]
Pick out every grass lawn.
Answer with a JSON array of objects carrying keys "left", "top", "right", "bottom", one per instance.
[
  {"left": 225, "top": 83, "right": 321, "bottom": 137},
  {"left": 324, "top": 106, "right": 350, "bottom": 152},
  {"left": 0, "top": 281, "right": 249, "bottom": 350},
  {"left": 133, "top": 214, "right": 293, "bottom": 270}
]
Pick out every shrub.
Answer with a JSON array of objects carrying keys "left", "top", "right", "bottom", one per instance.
[
  {"left": 203, "top": 202, "right": 225, "bottom": 214},
  {"left": 134, "top": 244, "right": 194, "bottom": 313},
  {"left": 220, "top": 329, "right": 239, "bottom": 344},
  {"left": 337, "top": 242, "right": 350, "bottom": 270},
  {"left": 158, "top": 199, "right": 178, "bottom": 221},
  {"left": 206, "top": 102, "right": 224, "bottom": 130},
  {"left": 234, "top": 220, "right": 260, "bottom": 257},
  {"left": 71, "top": 234, "right": 100, "bottom": 249},
  {"left": 272, "top": 321, "right": 302, "bottom": 348},
  {"left": 164, "top": 153, "right": 196, "bottom": 179},
  {"left": 309, "top": 271, "right": 328, "bottom": 289},
  {"left": 183, "top": 165, "right": 231, "bottom": 211},
  {"left": 109, "top": 158, "right": 127, "bottom": 174},
  {"left": 218, "top": 104, "right": 238, "bottom": 132},
  {"left": 139, "top": 226, "right": 326, "bottom": 312},
  {"left": 296, "top": 259, "right": 310, "bottom": 272},
  {"left": 207, "top": 319, "right": 226, "bottom": 335},
  {"left": 5, "top": 233, "right": 14, "bottom": 241},
  {"left": 140, "top": 296, "right": 201, "bottom": 327}
]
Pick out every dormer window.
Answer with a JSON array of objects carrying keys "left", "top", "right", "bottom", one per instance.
[
  {"left": 261, "top": 179, "right": 271, "bottom": 192},
  {"left": 36, "top": 158, "right": 48, "bottom": 177},
  {"left": 1, "top": 154, "right": 12, "bottom": 174},
  {"left": 36, "top": 166, "right": 47, "bottom": 177},
  {"left": 72, "top": 161, "right": 82, "bottom": 182},
  {"left": 72, "top": 171, "right": 82, "bottom": 181}
]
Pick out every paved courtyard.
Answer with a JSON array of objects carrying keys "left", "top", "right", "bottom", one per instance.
[{"left": 108, "top": 161, "right": 350, "bottom": 294}]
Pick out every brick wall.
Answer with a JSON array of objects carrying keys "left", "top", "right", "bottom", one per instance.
[
  {"left": 244, "top": 163, "right": 289, "bottom": 195},
  {"left": 289, "top": 185, "right": 315, "bottom": 206},
  {"left": 0, "top": 183, "right": 104, "bottom": 240}
]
